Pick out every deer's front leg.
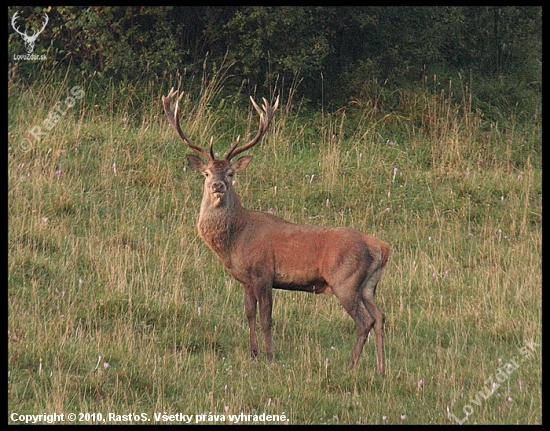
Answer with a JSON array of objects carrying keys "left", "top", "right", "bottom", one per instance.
[
  {"left": 256, "top": 283, "right": 274, "bottom": 362},
  {"left": 244, "top": 287, "right": 259, "bottom": 358}
]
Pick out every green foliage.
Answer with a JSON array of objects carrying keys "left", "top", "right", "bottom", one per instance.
[
  {"left": 8, "top": 6, "right": 541, "bottom": 114},
  {"left": 222, "top": 7, "right": 335, "bottom": 88}
]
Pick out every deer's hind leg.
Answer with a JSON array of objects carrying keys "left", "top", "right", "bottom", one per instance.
[
  {"left": 360, "top": 267, "right": 386, "bottom": 375},
  {"left": 331, "top": 281, "right": 375, "bottom": 370}
]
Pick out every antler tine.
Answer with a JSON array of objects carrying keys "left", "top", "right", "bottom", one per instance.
[
  {"left": 208, "top": 137, "right": 216, "bottom": 160},
  {"left": 11, "top": 12, "right": 24, "bottom": 36},
  {"left": 225, "top": 96, "right": 279, "bottom": 161},
  {"left": 162, "top": 88, "right": 211, "bottom": 160}
]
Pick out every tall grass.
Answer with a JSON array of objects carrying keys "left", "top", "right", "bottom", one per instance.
[{"left": 8, "top": 65, "right": 541, "bottom": 424}]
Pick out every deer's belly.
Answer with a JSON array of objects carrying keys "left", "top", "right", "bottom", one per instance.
[{"left": 273, "top": 277, "right": 331, "bottom": 295}]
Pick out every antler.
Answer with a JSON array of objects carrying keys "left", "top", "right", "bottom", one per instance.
[
  {"left": 12, "top": 11, "right": 48, "bottom": 39},
  {"left": 11, "top": 12, "right": 26, "bottom": 37},
  {"left": 163, "top": 88, "right": 278, "bottom": 161},
  {"left": 225, "top": 96, "right": 279, "bottom": 161},
  {"left": 162, "top": 88, "right": 214, "bottom": 160}
]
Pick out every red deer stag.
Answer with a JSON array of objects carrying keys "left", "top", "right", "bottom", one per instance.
[{"left": 162, "top": 88, "right": 390, "bottom": 374}]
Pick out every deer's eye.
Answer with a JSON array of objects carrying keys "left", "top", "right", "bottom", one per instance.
[
  {"left": 227, "top": 171, "right": 234, "bottom": 177},
  {"left": 204, "top": 172, "right": 210, "bottom": 178}
]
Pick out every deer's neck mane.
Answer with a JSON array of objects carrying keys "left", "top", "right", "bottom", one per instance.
[{"left": 197, "top": 192, "right": 248, "bottom": 262}]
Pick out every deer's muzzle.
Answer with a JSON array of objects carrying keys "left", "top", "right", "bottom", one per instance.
[{"left": 211, "top": 181, "right": 227, "bottom": 197}]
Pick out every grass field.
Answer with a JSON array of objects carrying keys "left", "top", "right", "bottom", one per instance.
[{"left": 8, "top": 67, "right": 541, "bottom": 424}]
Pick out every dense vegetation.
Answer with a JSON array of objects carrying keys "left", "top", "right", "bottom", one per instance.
[
  {"left": 8, "top": 6, "right": 541, "bottom": 425},
  {"left": 9, "top": 6, "right": 541, "bottom": 113}
]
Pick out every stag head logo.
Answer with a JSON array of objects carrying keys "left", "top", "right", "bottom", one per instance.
[{"left": 11, "top": 11, "right": 49, "bottom": 54}]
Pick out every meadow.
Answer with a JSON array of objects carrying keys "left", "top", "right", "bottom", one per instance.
[{"left": 8, "top": 66, "right": 541, "bottom": 424}]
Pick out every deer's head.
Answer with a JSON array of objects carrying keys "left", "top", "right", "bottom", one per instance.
[
  {"left": 162, "top": 88, "right": 278, "bottom": 206},
  {"left": 186, "top": 156, "right": 253, "bottom": 206}
]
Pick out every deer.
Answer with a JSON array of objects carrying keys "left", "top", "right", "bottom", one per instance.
[
  {"left": 162, "top": 88, "right": 390, "bottom": 374},
  {"left": 11, "top": 11, "right": 49, "bottom": 54}
]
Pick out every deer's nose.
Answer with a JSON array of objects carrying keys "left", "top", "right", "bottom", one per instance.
[{"left": 211, "top": 181, "right": 226, "bottom": 194}]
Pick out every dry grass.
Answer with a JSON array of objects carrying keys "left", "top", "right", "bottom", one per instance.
[{"left": 8, "top": 66, "right": 541, "bottom": 424}]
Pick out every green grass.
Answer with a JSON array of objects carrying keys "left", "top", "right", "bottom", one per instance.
[{"left": 8, "top": 66, "right": 541, "bottom": 424}]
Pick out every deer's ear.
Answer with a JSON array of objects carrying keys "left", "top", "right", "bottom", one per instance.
[
  {"left": 231, "top": 155, "right": 253, "bottom": 173},
  {"left": 186, "top": 154, "right": 207, "bottom": 172}
]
